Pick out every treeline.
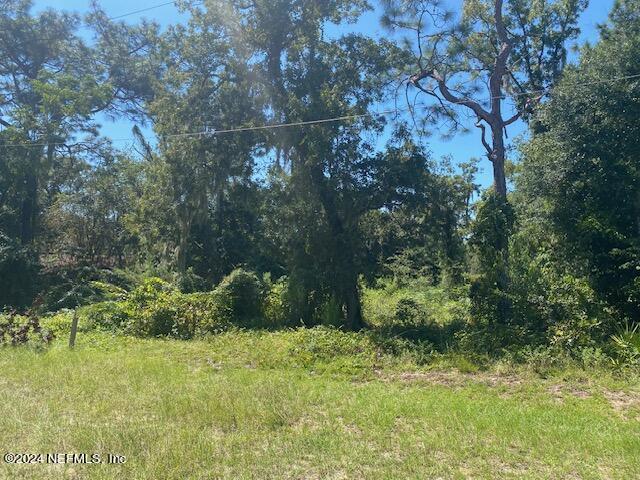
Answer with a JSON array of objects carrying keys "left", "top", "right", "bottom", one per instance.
[{"left": 0, "top": 0, "right": 639, "bottom": 353}]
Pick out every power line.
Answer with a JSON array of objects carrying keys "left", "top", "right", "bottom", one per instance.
[
  {"left": 109, "top": 1, "right": 203, "bottom": 21},
  {"left": 1, "top": 72, "right": 639, "bottom": 148},
  {"left": 165, "top": 72, "right": 640, "bottom": 137},
  {"left": 110, "top": 1, "right": 176, "bottom": 20}
]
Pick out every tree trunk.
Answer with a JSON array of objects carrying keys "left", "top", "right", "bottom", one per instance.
[
  {"left": 490, "top": 124, "right": 508, "bottom": 199},
  {"left": 489, "top": 123, "right": 512, "bottom": 324},
  {"left": 342, "top": 271, "right": 365, "bottom": 331},
  {"left": 307, "top": 164, "right": 365, "bottom": 330}
]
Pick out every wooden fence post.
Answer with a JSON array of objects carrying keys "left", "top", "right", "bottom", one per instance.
[{"left": 69, "top": 310, "right": 78, "bottom": 349}]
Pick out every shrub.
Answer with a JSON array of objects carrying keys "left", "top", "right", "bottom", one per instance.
[
  {"left": 38, "top": 267, "right": 137, "bottom": 312},
  {"left": 215, "top": 268, "right": 263, "bottom": 327},
  {"left": 509, "top": 243, "right": 614, "bottom": 350},
  {"left": 262, "top": 275, "right": 291, "bottom": 328},
  {"left": 182, "top": 291, "right": 233, "bottom": 336},
  {"left": 66, "top": 278, "right": 232, "bottom": 339},
  {"left": 40, "top": 309, "right": 75, "bottom": 335},
  {"left": 361, "top": 284, "right": 397, "bottom": 327},
  {"left": 80, "top": 301, "right": 131, "bottom": 331},
  {"left": 363, "top": 280, "right": 467, "bottom": 327},
  {"left": 610, "top": 322, "right": 640, "bottom": 367},
  {"left": 383, "top": 247, "right": 439, "bottom": 286},
  {"left": 42, "top": 272, "right": 267, "bottom": 339},
  {"left": 395, "top": 298, "right": 429, "bottom": 326},
  {"left": 0, "top": 311, "right": 53, "bottom": 347},
  {"left": 369, "top": 333, "right": 435, "bottom": 365},
  {"left": 175, "top": 269, "right": 209, "bottom": 293}
]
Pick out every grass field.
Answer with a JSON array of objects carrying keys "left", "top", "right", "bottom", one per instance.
[{"left": 1, "top": 330, "right": 639, "bottom": 479}]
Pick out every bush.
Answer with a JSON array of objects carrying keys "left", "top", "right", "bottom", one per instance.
[
  {"left": 363, "top": 280, "right": 468, "bottom": 328},
  {"left": 509, "top": 236, "right": 614, "bottom": 350},
  {"left": 611, "top": 322, "right": 640, "bottom": 367},
  {"left": 175, "top": 269, "right": 210, "bottom": 293},
  {"left": 262, "top": 275, "right": 291, "bottom": 328},
  {"left": 395, "top": 298, "right": 429, "bottom": 326},
  {"left": 64, "top": 277, "right": 232, "bottom": 339},
  {"left": 181, "top": 291, "right": 233, "bottom": 336},
  {"left": 80, "top": 301, "right": 131, "bottom": 331},
  {"left": 123, "top": 278, "right": 232, "bottom": 338},
  {"left": 38, "top": 266, "right": 136, "bottom": 313},
  {"left": 0, "top": 311, "right": 53, "bottom": 347},
  {"left": 40, "top": 271, "right": 265, "bottom": 339},
  {"left": 215, "top": 268, "right": 263, "bottom": 327}
]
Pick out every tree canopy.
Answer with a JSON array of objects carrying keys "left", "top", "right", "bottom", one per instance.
[{"left": 1, "top": 0, "right": 639, "bottom": 353}]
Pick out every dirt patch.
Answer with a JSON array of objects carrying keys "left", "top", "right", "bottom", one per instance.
[
  {"left": 380, "top": 370, "right": 523, "bottom": 389},
  {"left": 603, "top": 390, "right": 640, "bottom": 414},
  {"left": 547, "top": 384, "right": 592, "bottom": 403}
]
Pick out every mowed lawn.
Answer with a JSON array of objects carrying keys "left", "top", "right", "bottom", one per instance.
[{"left": 0, "top": 332, "right": 639, "bottom": 479}]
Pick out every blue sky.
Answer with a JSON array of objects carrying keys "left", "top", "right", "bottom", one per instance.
[{"left": 32, "top": 0, "right": 615, "bottom": 186}]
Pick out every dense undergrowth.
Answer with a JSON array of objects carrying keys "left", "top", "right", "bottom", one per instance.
[{"left": 3, "top": 267, "right": 639, "bottom": 375}]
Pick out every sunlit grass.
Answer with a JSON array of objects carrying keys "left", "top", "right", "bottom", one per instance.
[{"left": 0, "top": 331, "right": 638, "bottom": 479}]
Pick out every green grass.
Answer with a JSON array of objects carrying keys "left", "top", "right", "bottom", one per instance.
[{"left": 1, "top": 330, "right": 639, "bottom": 479}]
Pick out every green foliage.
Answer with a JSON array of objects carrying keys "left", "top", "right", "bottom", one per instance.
[
  {"left": 215, "top": 268, "right": 264, "bottom": 327},
  {"left": 287, "top": 326, "right": 378, "bottom": 372},
  {"left": 316, "top": 295, "right": 344, "bottom": 327},
  {"left": 516, "top": 0, "right": 640, "bottom": 321},
  {"left": 80, "top": 301, "right": 131, "bottom": 332},
  {"left": 42, "top": 155, "right": 143, "bottom": 268},
  {"left": 394, "top": 298, "right": 430, "bottom": 326},
  {"left": 1, "top": 0, "right": 639, "bottom": 358},
  {"left": 0, "top": 234, "right": 40, "bottom": 309},
  {"left": 63, "top": 271, "right": 266, "bottom": 338},
  {"left": 262, "top": 275, "right": 292, "bottom": 328},
  {"left": 120, "top": 278, "right": 231, "bottom": 338},
  {"left": 175, "top": 269, "right": 209, "bottom": 293},
  {"left": 611, "top": 322, "right": 640, "bottom": 367},
  {"left": 468, "top": 190, "right": 515, "bottom": 329},
  {"left": 363, "top": 280, "right": 469, "bottom": 327},
  {"left": 363, "top": 280, "right": 468, "bottom": 351},
  {"left": 38, "top": 267, "right": 136, "bottom": 312},
  {"left": 518, "top": 266, "right": 612, "bottom": 350},
  {"left": 0, "top": 311, "right": 53, "bottom": 348}
]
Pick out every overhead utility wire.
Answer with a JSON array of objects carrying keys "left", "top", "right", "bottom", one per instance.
[
  {"left": 1, "top": 73, "right": 640, "bottom": 148},
  {"left": 109, "top": 1, "right": 191, "bottom": 20}
]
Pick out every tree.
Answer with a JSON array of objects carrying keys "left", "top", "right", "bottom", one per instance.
[
  {"left": 0, "top": 1, "right": 105, "bottom": 244},
  {"left": 138, "top": 7, "right": 261, "bottom": 275},
  {"left": 517, "top": 0, "right": 640, "bottom": 322},
  {"left": 0, "top": 1, "right": 158, "bottom": 247},
  {"left": 383, "top": 0, "right": 586, "bottom": 197},
  {"left": 382, "top": 0, "right": 587, "bottom": 322},
  {"left": 361, "top": 156, "right": 478, "bottom": 286},
  {"left": 192, "top": 0, "right": 425, "bottom": 329},
  {"left": 42, "top": 151, "right": 142, "bottom": 267}
]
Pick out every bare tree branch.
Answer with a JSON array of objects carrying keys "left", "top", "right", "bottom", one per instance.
[
  {"left": 410, "top": 69, "right": 492, "bottom": 123},
  {"left": 503, "top": 111, "right": 522, "bottom": 126},
  {"left": 475, "top": 119, "right": 492, "bottom": 156}
]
